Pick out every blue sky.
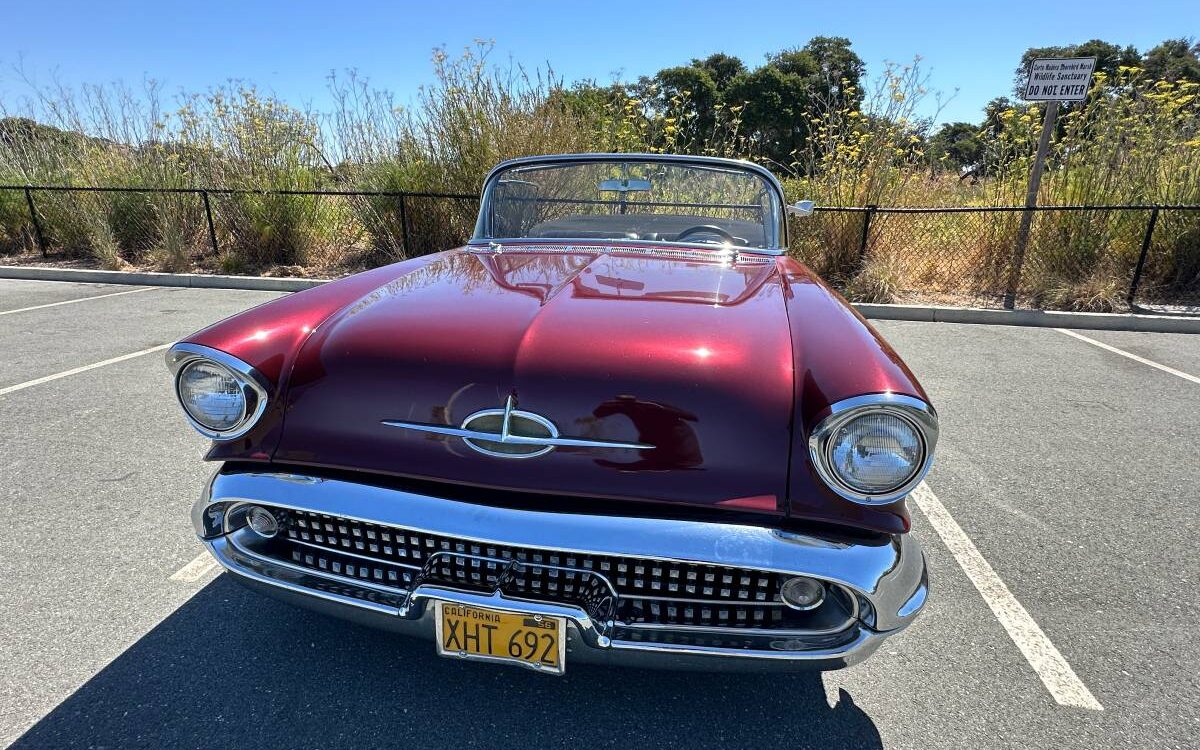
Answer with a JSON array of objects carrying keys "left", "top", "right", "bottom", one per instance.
[{"left": 0, "top": 0, "right": 1194, "bottom": 127}]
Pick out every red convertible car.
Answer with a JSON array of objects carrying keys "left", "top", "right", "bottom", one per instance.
[{"left": 169, "top": 153, "right": 935, "bottom": 674}]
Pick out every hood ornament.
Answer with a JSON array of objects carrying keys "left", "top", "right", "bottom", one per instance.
[{"left": 382, "top": 395, "right": 654, "bottom": 459}]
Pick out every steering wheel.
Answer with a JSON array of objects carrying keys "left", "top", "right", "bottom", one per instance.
[{"left": 675, "top": 225, "right": 738, "bottom": 244}]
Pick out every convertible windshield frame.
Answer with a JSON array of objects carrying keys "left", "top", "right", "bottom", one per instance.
[{"left": 471, "top": 153, "right": 789, "bottom": 255}]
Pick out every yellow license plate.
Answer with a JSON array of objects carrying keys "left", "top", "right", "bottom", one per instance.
[{"left": 436, "top": 602, "right": 565, "bottom": 674}]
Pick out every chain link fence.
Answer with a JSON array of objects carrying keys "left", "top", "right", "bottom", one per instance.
[
  {"left": 0, "top": 185, "right": 480, "bottom": 274},
  {"left": 2, "top": 185, "right": 1197, "bottom": 312},
  {"left": 792, "top": 205, "right": 1200, "bottom": 312}
]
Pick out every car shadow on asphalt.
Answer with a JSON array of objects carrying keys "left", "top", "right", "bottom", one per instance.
[{"left": 10, "top": 575, "right": 882, "bottom": 749}]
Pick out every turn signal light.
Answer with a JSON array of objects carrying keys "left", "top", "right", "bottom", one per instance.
[
  {"left": 780, "top": 576, "right": 826, "bottom": 611},
  {"left": 246, "top": 506, "right": 279, "bottom": 538}
]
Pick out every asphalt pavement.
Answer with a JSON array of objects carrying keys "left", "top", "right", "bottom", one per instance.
[{"left": 0, "top": 278, "right": 1196, "bottom": 750}]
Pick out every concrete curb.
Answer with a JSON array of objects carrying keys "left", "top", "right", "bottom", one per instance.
[
  {"left": 4, "top": 265, "right": 1197, "bottom": 333},
  {"left": 855, "top": 303, "right": 1200, "bottom": 333},
  {"left": 0, "top": 265, "right": 327, "bottom": 292}
]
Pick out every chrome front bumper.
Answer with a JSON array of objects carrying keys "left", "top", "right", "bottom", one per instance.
[{"left": 194, "top": 469, "right": 928, "bottom": 672}]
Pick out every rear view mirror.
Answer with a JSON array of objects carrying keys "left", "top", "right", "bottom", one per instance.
[
  {"left": 599, "top": 178, "right": 652, "bottom": 192},
  {"left": 787, "top": 200, "right": 815, "bottom": 217}
]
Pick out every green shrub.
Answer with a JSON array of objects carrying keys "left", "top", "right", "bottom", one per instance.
[{"left": 0, "top": 183, "right": 31, "bottom": 255}]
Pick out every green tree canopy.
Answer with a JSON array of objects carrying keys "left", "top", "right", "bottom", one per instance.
[
  {"left": 690, "top": 53, "right": 746, "bottom": 92},
  {"left": 927, "top": 121, "right": 984, "bottom": 170},
  {"left": 652, "top": 65, "right": 720, "bottom": 138},
  {"left": 724, "top": 65, "right": 812, "bottom": 163},
  {"left": 722, "top": 37, "right": 865, "bottom": 165},
  {"left": 1142, "top": 38, "right": 1200, "bottom": 82},
  {"left": 800, "top": 35, "right": 866, "bottom": 99}
]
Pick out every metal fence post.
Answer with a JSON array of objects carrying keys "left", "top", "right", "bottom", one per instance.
[
  {"left": 398, "top": 194, "right": 411, "bottom": 255},
  {"left": 1126, "top": 206, "right": 1159, "bottom": 307},
  {"left": 857, "top": 205, "right": 877, "bottom": 267},
  {"left": 23, "top": 187, "right": 47, "bottom": 256},
  {"left": 201, "top": 190, "right": 219, "bottom": 254}
]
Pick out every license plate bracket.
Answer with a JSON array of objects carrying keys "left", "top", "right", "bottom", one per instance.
[{"left": 435, "top": 601, "right": 566, "bottom": 675}]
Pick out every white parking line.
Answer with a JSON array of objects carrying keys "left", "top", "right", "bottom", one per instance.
[
  {"left": 0, "top": 286, "right": 158, "bottom": 316},
  {"left": 1055, "top": 328, "right": 1199, "bottom": 385},
  {"left": 0, "top": 343, "right": 170, "bottom": 397},
  {"left": 170, "top": 552, "right": 220, "bottom": 582},
  {"left": 910, "top": 483, "right": 1103, "bottom": 711}
]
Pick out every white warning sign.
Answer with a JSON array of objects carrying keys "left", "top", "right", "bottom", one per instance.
[{"left": 1023, "top": 57, "right": 1097, "bottom": 101}]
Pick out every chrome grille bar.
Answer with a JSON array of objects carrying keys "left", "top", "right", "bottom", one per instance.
[{"left": 233, "top": 504, "right": 857, "bottom": 635}]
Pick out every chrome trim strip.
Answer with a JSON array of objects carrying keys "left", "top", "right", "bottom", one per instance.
[
  {"left": 379, "top": 420, "right": 654, "bottom": 451},
  {"left": 382, "top": 395, "right": 655, "bottom": 455},
  {"left": 198, "top": 470, "right": 927, "bottom": 633},
  {"left": 466, "top": 237, "right": 786, "bottom": 257},
  {"left": 623, "top": 596, "right": 787, "bottom": 607},
  {"left": 603, "top": 634, "right": 874, "bottom": 661},
  {"left": 165, "top": 342, "right": 271, "bottom": 442},
  {"left": 614, "top": 620, "right": 852, "bottom": 637},
  {"left": 806, "top": 393, "right": 939, "bottom": 506}
]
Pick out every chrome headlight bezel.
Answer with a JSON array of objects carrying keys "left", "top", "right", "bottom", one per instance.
[
  {"left": 807, "top": 393, "right": 938, "bottom": 505},
  {"left": 166, "top": 343, "right": 270, "bottom": 441}
]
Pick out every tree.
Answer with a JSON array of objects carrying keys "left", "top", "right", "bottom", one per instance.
[
  {"left": 720, "top": 38, "right": 865, "bottom": 166},
  {"left": 651, "top": 65, "right": 720, "bottom": 141},
  {"left": 724, "top": 65, "right": 812, "bottom": 166},
  {"left": 1013, "top": 40, "right": 1140, "bottom": 96},
  {"left": 769, "top": 49, "right": 819, "bottom": 78},
  {"left": 982, "top": 96, "right": 1026, "bottom": 133},
  {"left": 624, "top": 37, "right": 866, "bottom": 165},
  {"left": 1142, "top": 38, "right": 1200, "bottom": 82},
  {"left": 800, "top": 36, "right": 866, "bottom": 106},
  {"left": 690, "top": 53, "right": 745, "bottom": 92},
  {"left": 927, "top": 122, "right": 984, "bottom": 171}
]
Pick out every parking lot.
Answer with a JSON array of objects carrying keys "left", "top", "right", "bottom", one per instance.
[{"left": 0, "top": 277, "right": 1196, "bottom": 749}]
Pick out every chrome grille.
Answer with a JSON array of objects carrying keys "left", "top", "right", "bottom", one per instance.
[{"left": 245, "top": 506, "right": 851, "bottom": 632}]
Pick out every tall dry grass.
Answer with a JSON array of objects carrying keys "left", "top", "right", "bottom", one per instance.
[
  {"left": 982, "top": 70, "right": 1200, "bottom": 308},
  {"left": 784, "top": 64, "right": 1200, "bottom": 309},
  {"left": 1, "top": 47, "right": 1197, "bottom": 308}
]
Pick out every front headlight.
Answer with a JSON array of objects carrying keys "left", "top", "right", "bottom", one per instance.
[
  {"left": 178, "top": 360, "right": 246, "bottom": 431},
  {"left": 167, "top": 344, "right": 269, "bottom": 440},
  {"left": 808, "top": 394, "right": 937, "bottom": 504}
]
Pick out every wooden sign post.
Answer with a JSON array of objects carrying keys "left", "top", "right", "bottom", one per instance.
[{"left": 1003, "top": 57, "right": 1097, "bottom": 309}]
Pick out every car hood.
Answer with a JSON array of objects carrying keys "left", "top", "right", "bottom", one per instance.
[{"left": 273, "top": 246, "right": 796, "bottom": 515}]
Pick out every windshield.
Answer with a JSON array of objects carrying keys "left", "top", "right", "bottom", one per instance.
[{"left": 473, "top": 157, "right": 783, "bottom": 250}]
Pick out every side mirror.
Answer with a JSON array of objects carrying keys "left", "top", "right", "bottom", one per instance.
[{"left": 787, "top": 200, "right": 815, "bottom": 217}]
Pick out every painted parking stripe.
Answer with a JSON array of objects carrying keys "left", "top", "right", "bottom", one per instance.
[
  {"left": 0, "top": 343, "right": 170, "bottom": 397},
  {"left": 911, "top": 483, "right": 1103, "bottom": 711},
  {"left": 0, "top": 286, "right": 158, "bottom": 316},
  {"left": 170, "top": 552, "right": 220, "bottom": 582},
  {"left": 1055, "top": 328, "right": 1199, "bottom": 385}
]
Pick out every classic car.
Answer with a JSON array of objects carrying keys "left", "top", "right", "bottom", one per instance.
[{"left": 168, "top": 153, "right": 935, "bottom": 674}]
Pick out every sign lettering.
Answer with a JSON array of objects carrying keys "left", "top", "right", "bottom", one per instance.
[{"left": 1023, "top": 57, "right": 1097, "bottom": 102}]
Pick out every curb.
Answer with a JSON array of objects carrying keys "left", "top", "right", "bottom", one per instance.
[
  {"left": 855, "top": 303, "right": 1200, "bottom": 334},
  {"left": 3, "top": 265, "right": 1197, "bottom": 334},
  {"left": 0, "top": 265, "right": 326, "bottom": 292}
]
